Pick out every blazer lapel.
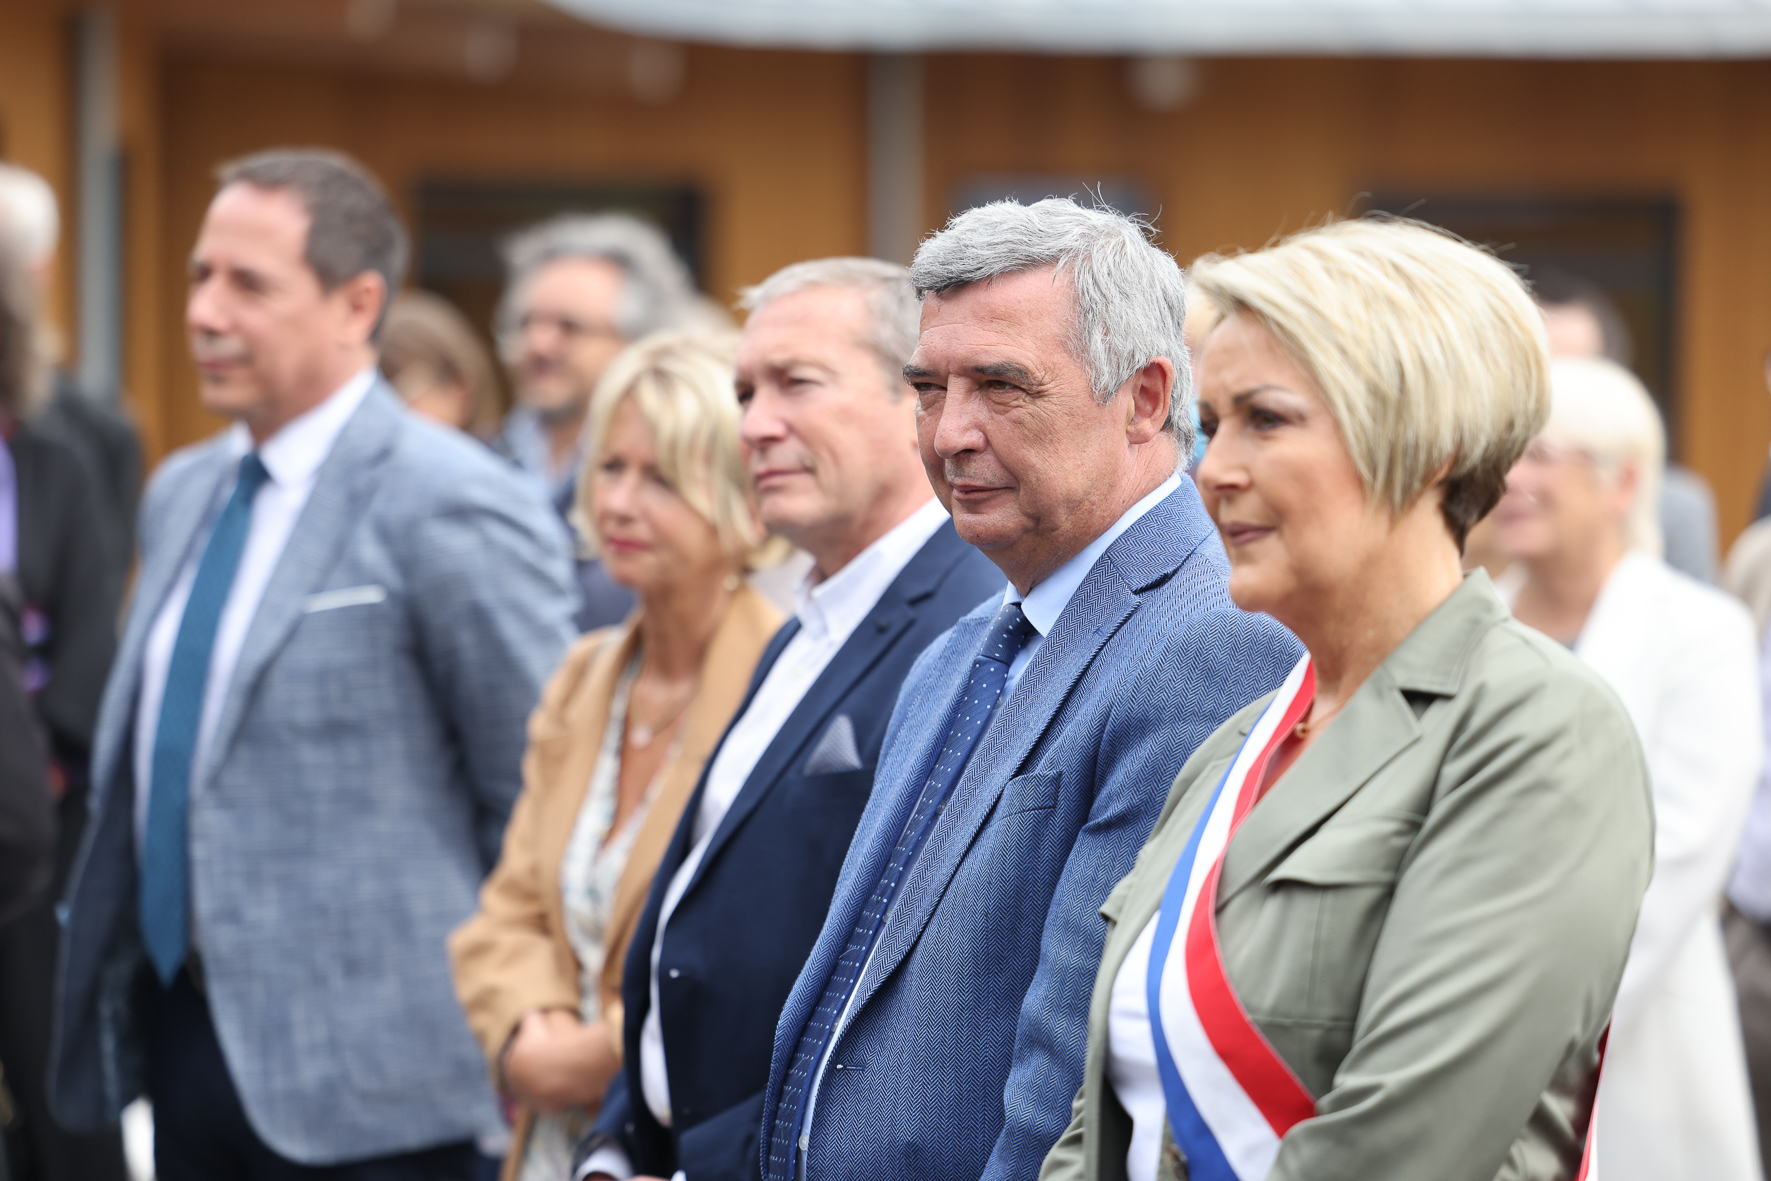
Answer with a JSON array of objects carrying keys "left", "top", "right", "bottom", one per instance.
[
  {"left": 197, "top": 390, "right": 402, "bottom": 792},
  {"left": 681, "top": 603, "right": 916, "bottom": 906},
  {"left": 91, "top": 444, "right": 233, "bottom": 794},
  {"left": 1572, "top": 552, "right": 1662, "bottom": 726},
  {"left": 854, "top": 558, "right": 1146, "bottom": 1010},
  {"left": 674, "top": 523, "right": 979, "bottom": 907},
  {"left": 1216, "top": 573, "right": 1507, "bottom": 907},
  {"left": 602, "top": 588, "right": 783, "bottom": 978},
  {"left": 1215, "top": 672, "right": 1422, "bottom": 907},
  {"left": 846, "top": 487, "right": 1213, "bottom": 1009}
]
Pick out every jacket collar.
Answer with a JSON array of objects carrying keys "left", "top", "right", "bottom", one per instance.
[
  {"left": 1217, "top": 572, "right": 1511, "bottom": 906},
  {"left": 667, "top": 521, "right": 982, "bottom": 910},
  {"left": 198, "top": 384, "right": 405, "bottom": 790},
  {"left": 852, "top": 482, "right": 1215, "bottom": 1009}
]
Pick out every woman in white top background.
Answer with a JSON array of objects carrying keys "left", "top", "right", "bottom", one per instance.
[{"left": 1497, "top": 355, "right": 1764, "bottom": 1181}]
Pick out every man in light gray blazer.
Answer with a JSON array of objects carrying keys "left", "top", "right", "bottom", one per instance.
[{"left": 49, "top": 149, "right": 578, "bottom": 1179}]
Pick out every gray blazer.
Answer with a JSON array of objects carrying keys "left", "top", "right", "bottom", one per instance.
[
  {"left": 1042, "top": 574, "right": 1655, "bottom": 1181},
  {"left": 50, "top": 386, "right": 578, "bottom": 1165}
]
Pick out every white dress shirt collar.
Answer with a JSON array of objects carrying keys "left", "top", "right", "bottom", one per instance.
[
  {"left": 223, "top": 366, "right": 377, "bottom": 488},
  {"left": 794, "top": 497, "right": 951, "bottom": 645},
  {"left": 1006, "top": 472, "right": 1182, "bottom": 636}
]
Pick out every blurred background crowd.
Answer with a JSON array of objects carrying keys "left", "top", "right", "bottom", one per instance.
[{"left": 2, "top": 1, "right": 1771, "bottom": 1180}]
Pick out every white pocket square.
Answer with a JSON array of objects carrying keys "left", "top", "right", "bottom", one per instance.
[
  {"left": 803, "top": 714, "right": 864, "bottom": 775},
  {"left": 304, "top": 584, "right": 388, "bottom": 613}
]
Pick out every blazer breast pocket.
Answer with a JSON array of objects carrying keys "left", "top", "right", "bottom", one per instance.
[
  {"left": 1244, "top": 809, "right": 1423, "bottom": 1028},
  {"left": 1266, "top": 809, "right": 1422, "bottom": 888},
  {"left": 303, "top": 584, "right": 388, "bottom": 614},
  {"left": 778, "top": 766, "right": 875, "bottom": 815},
  {"left": 996, "top": 770, "right": 1061, "bottom": 818}
]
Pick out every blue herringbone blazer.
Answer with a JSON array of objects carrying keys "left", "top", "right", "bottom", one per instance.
[
  {"left": 758, "top": 480, "right": 1300, "bottom": 1181},
  {"left": 49, "top": 386, "right": 579, "bottom": 1165}
]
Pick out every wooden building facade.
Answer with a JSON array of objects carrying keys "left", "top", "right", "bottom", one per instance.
[{"left": 3, "top": 0, "right": 1770, "bottom": 539}]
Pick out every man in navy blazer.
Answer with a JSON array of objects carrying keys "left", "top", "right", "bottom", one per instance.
[
  {"left": 757, "top": 200, "right": 1301, "bottom": 1181},
  {"left": 50, "top": 151, "right": 578, "bottom": 1179},
  {"left": 577, "top": 259, "right": 1000, "bottom": 1181}
]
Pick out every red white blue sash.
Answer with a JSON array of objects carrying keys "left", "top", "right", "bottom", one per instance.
[
  {"left": 1145, "top": 652, "right": 1602, "bottom": 1180},
  {"left": 1146, "top": 654, "right": 1315, "bottom": 1181}
]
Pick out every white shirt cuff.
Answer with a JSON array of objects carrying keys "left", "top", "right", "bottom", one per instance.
[{"left": 574, "top": 1145, "right": 635, "bottom": 1181}]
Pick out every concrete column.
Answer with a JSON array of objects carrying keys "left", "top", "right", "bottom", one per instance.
[{"left": 867, "top": 53, "right": 923, "bottom": 266}]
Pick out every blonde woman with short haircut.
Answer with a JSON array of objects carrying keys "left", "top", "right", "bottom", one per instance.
[
  {"left": 450, "top": 332, "right": 784, "bottom": 1181},
  {"left": 1042, "top": 219, "right": 1654, "bottom": 1181},
  {"left": 1496, "top": 357, "right": 1763, "bottom": 1181}
]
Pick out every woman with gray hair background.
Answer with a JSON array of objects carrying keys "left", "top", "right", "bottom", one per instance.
[{"left": 1496, "top": 356, "right": 1763, "bottom": 1181}]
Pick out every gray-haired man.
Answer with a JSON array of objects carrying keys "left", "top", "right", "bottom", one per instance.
[
  {"left": 757, "top": 199, "right": 1298, "bottom": 1181},
  {"left": 575, "top": 258, "right": 1002, "bottom": 1181},
  {"left": 494, "top": 214, "right": 721, "bottom": 629}
]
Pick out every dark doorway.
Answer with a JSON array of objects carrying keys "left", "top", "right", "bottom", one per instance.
[
  {"left": 1361, "top": 194, "right": 1680, "bottom": 447},
  {"left": 411, "top": 178, "right": 706, "bottom": 410}
]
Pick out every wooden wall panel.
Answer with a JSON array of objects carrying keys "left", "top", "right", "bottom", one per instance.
[
  {"left": 923, "top": 55, "right": 1771, "bottom": 542},
  {"left": 141, "top": 46, "right": 1771, "bottom": 544},
  {"left": 0, "top": 1, "right": 75, "bottom": 356},
  {"left": 152, "top": 47, "right": 868, "bottom": 454}
]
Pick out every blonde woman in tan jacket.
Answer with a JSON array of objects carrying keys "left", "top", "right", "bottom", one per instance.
[{"left": 450, "top": 331, "right": 783, "bottom": 1181}]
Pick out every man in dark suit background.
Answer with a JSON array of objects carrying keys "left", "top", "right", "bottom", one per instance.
[
  {"left": 576, "top": 258, "right": 1001, "bottom": 1181},
  {"left": 0, "top": 161, "right": 133, "bottom": 1181}
]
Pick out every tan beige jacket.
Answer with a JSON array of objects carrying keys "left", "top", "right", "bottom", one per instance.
[{"left": 448, "top": 584, "right": 782, "bottom": 1079}]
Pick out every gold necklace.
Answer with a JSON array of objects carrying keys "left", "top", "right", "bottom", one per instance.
[
  {"left": 1293, "top": 697, "right": 1345, "bottom": 740},
  {"left": 626, "top": 683, "right": 697, "bottom": 749}
]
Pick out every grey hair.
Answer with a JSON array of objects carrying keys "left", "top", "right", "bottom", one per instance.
[
  {"left": 0, "top": 226, "right": 49, "bottom": 422},
  {"left": 910, "top": 198, "right": 1192, "bottom": 451},
  {"left": 738, "top": 257, "right": 919, "bottom": 394},
  {"left": 0, "top": 165, "right": 58, "bottom": 268},
  {"left": 497, "top": 213, "right": 714, "bottom": 352}
]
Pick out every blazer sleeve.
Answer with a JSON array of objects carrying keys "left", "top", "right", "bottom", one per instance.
[
  {"left": 448, "top": 638, "right": 604, "bottom": 1069},
  {"left": 15, "top": 429, "right": 120, "bottom": 756},
  {"left": 0, "top": 578, "right": 53, "bottom": 928},
  {"left": 1270, "top": 667, "right": 1653, "bottom": 1181},
  {"left": 1611, "top": 599, "right": 1763, "bottom": 1029},
  {"left": 983, "top": 607, "right": 1301, "bottom": 1181},
  {"left": 402, "top": 483, "right": 578, "bottom": 867}
]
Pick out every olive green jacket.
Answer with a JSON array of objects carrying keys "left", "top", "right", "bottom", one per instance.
[{"left": 1041, "top": 574, "right": 1654, "bottom": 1181}]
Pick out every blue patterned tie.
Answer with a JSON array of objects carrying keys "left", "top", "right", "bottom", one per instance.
[
  {"left": 140, "top": 453, "right": 270, "bottom": 984},
  {"left": 768, "top": 600, "right": 1037, "bottom": 1177}
]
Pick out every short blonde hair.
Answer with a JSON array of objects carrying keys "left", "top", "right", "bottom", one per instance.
[
  {"left": 573, "top": 330, "right": 780, "bottom": 569},
  {"left": 1541, "top": 357, "right": 1665, "bottom": 557},
  {"left": 1189, "top": 217, "right": 1550, "bottom": 547}
]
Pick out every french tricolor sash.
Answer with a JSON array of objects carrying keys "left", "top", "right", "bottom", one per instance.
[{"left": 1145, "top": 652, "right": 1601, "bottom": 1180}]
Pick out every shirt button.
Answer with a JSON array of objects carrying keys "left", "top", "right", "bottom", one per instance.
[{"left": 668, "top": 968, "right": 680, "bottom": 979}]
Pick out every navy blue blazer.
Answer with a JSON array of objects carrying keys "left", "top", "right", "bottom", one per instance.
[
  {"left": 757, "top": 481, "right": 1301, "bottom": 1181},
  {"left": 589, "top": 520, "right": 1002, "bottom": 1181}
]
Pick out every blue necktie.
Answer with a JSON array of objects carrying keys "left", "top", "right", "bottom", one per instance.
[
  {"left": 140, "top": 453, "right": 270, "bottom": 984},
  {"left": 768, "top": 600, "right": 1037, "bottom": 1177}
]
